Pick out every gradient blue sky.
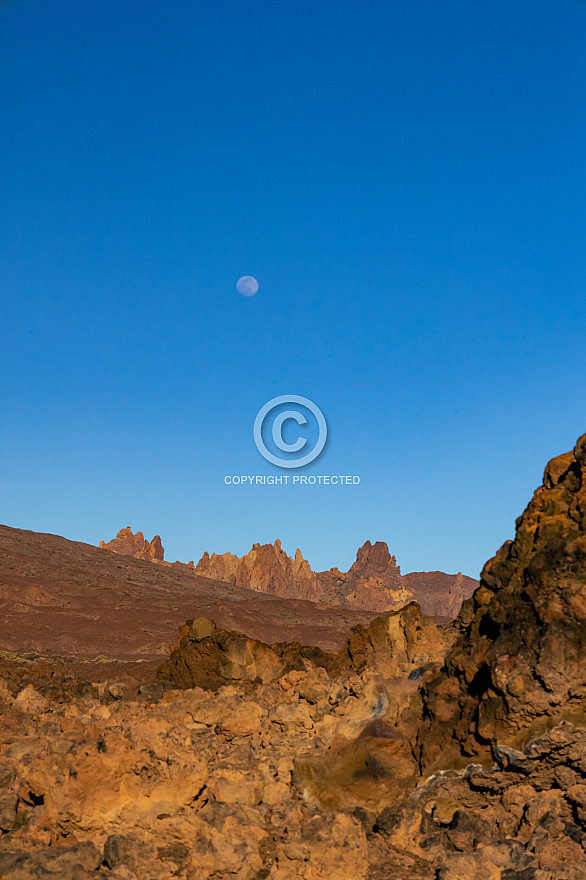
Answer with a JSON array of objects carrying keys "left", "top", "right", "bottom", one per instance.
[{"left": 1, "top": 0, "right": 585, "bottom": 578}]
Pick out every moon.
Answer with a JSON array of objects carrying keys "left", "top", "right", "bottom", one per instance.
[{"left": 237, "top": 275, "right": 259, "bottom": 297}]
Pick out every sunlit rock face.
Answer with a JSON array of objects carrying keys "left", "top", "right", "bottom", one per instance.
[
  {"left": 417, "top": 433, "right": 586, "bottom": 771},
  {"left": 195, "top": 539, "right": 323, "bottom": 601},
  {"left": 195, "top": 538, "right": 478, "bottom": 618},
  {"left": 99, "top": 526, "right": 164, "bottom": 562}
]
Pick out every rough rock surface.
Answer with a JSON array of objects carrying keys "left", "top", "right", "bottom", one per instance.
[
  {"left": 160, "top": 602, "right": 451, "bottom": 693},
  {"left": 1, "top": 611, "right": 585, "bottom": 878},
  {"left": 0, "top": 656, "right": 381, "bottom": 880},
  {"left": 196, "top": 538, "right": 478, "bottom": 618},
  {"left": 0, "top": 599, "right": 453, "bottom": 880},
  {"left": 417, "top": 432, "right": 586, "bottom": 771},
  {"left": 375, "top": 720, "right": 586, "bottom": 879}
]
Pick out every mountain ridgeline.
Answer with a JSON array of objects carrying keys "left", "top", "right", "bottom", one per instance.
[{"left": 100, "top": 529, "right": 477, "bottom": 619}]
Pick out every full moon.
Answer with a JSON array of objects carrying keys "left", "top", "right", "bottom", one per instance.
[{"left": 236, "top": 275, "right": 259, "bottom": 297}]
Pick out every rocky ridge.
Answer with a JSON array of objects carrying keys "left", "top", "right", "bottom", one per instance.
[
  {"left": 98, "top": 529, "right": 477, "bottom": 619},
  {"left": 0, "top": 523, "right": 380, "bottom": 659},
  {"left": 195, "top": 539, "right": 321, "bottom": 602},
  {"left": 195, "top": 538, "right": 477, "bottom": 619}
]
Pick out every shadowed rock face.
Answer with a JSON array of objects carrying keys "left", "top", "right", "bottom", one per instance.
[{"left": 417, "top": 433, "right": 586, "bottom": 771}]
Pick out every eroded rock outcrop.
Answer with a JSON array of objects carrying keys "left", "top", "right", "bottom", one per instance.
[
  {"left": 195, "top": 539, "right": 323, "bottom": 601},
  {"left": 160, "top": 602, "right": 452, "bottom": 693},
  {"left": 158, "top": 616, "right": 342, "bottom": 690},
  {"left": 196, "top": 538, "right": 477, "bottom": 618},
  {"left": 416, "top": 432, "right": 586, "bottom": 771},
  {"left": 99, "top": 526, "right": 164, "bottom": 562}
]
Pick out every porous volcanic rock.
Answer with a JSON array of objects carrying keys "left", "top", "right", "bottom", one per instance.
[
  {"left": 372, "top": 719, "right": 586, "bottom": 879},
  {"left": 161, "top": 602, "right": 452, "bottom": 698},
  {"left": 158, "top": 616, "right": 342, "bottom": 690},
  {"left": 416, "top": 432, "right": 586, "bottom": 771},
  {"left": 2, "top": 656, "right": 584, "bottom": 879}
]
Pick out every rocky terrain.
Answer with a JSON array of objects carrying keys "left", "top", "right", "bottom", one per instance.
[
  {"left": 0, "top": 603, "right": 455, "bottom": 880},
  {"left": 413, "top": 433, "right": 586, "bottom": 772},
  {"left": 2, "top": 433, "right": 586, "bottom": 878},
  {"left": 194, "top": 538, "right": 477, "bottom": 619}
]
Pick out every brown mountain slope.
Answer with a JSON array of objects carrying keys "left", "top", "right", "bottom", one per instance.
[{"left": 0, "top": 524, "right": 381, "bottom": 659}]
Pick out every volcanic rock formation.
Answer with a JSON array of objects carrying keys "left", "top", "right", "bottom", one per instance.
[
  {"left": 196, "top": 538, "right": 478, "bottom": 618},
  {"left": 99, "top": 526, "right": 164, "bottom": 562},
  {"left": 160, "top": 601, "right": 452, "bottom": 694},
  {"left": 0, "top": 523, "right": 381, "bottom": 659},
  {"left": 195, "top": 539, "right": 322, "bottom": 601},
  {"left": 416, "top": 432, "right": 586, "bottom": 771}
]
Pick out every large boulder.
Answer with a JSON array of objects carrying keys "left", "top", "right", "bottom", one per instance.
[{"left": 417, "top": 432, "right": 586, "bottom": 770}]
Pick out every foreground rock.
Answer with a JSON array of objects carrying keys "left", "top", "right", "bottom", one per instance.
[
  {"left": 416, "top": 432, "right": 586, "bottom": 772},
  {"left": 375, "top": 720, "right": 586, "bottom": 879},
  {"left": 1, "top": 624, "right": 585, "bottom": 878},
  {"left": 160, "top": 602, "right": 451, "bottom": 689}
]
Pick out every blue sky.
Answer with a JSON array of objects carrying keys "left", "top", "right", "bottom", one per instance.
[{"left": 1, "top": 0, "right": 585, "bottom": 578}]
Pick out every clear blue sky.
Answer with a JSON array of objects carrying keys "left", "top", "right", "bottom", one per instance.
[{"left": 1, "top": 0, "right": 585, "bottom": 578}]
